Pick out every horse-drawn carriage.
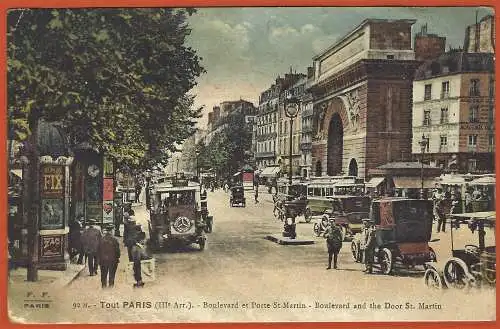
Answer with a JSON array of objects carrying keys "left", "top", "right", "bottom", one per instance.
[
  {"left": 423, "top": 211, "right": 496, "bottom": 290},
  {"left": 230, "top": 185, "right": 246, "bottom": 207}
]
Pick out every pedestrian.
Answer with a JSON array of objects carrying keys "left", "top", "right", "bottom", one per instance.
[
  {"left": 135, "top": 182, "right": 142, "bottom": 203},
  {"left": 323, "top": 217, "right": 343, "bottom": 270},
  {"left": 464, "top": 187, "right": 473, "bottom": 213},
  {"left": 435, "top": 192, "right": 449, "bottom": 233},
  {"left": 69, "top": 215, "right": 84, "bottom": 264},
  {"left": 363, "top": 219, "right": 376, "bottom": 274},
  {"left": 98, "top": 224, "right": 120, "bottom": 288},
  {"left": 254, "top": 185, "right": 259, "bottom": 203},
  {"left": 131, "top": 231, "right": 149, "bottom": 288},
  {"left": 123, "top": 210, "right": 138, "bottom": 262},
  {"left": 81, "top": 219, "right": 102, "bottom": 276}
]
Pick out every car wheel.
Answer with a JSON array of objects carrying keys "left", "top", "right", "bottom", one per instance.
[
  {"left": 304, "top": 208, "right": 312, "bottom": 223},
  {"left": 313, "top": 223, "right": 321, "bottom": 237},
  {"left": 443, "top": 259, "right": 473, "bottom": 290},
  {"left": 379, "top": 248, "right": 393, "bottom": 275},
  {"left": 424, "top": 268, "right": 443, "bottom": 290}
]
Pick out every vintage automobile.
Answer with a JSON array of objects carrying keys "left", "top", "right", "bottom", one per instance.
[
  {"left": 230, "top": 185, "right": 246, "bottom": 207},
  {"left": 311, "top": 195, "right": 371, "bottom": 241},
  {"left": 423, "top": 211, "right": 496, "bottom": 290},
  {"left": 273, "top": 178, "right": 309, "bottom": 222},
  {"left": 148, "top": 179, "right": 208, "bottom": 251},
  {"left": 351, "top": 198, "right": 437, "bottom": 275}
]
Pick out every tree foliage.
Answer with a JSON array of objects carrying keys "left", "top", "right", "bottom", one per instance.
[
  {"left": 8, "top": 8, "right": 205, "bottom": 170},
  {"left": 196, "top": 113, "right": 253, "bottom": 176}
]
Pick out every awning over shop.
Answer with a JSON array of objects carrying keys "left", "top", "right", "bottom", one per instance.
[
  {"left": 365, "top": 177, "right": 385, "bottom": 188},
  {"left": 470, "top": 176, "right": 496, "bottom": 185},
  {"left": 259, "top": 166, "right": 281, "bottom": 178},
  {"left": 393, "top": 177, "right": 437, "bottom": 189},
  {"left": 10, "top": 169, "right": 22, "bottom": 179}
]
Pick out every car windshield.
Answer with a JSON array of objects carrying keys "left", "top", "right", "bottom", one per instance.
[{"left": 161, "top": 190, "right": 195, "bottom": 207}]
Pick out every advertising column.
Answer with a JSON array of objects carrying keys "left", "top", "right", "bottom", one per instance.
[
  {"left": 102, "top": 156, "right": 114, "bottom": 225},
  {"left": 39, "top": 157, "right": 73, "bottom": 270}
]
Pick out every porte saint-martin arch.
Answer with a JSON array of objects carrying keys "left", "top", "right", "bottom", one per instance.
[{"left": 308, "top": 18, "right": 421, "bottom": 180}]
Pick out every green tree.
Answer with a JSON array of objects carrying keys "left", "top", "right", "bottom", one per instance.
[{"left": 8, "top": 8, "right": 205, "bottom": 170}]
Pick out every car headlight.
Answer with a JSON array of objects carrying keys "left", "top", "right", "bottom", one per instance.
[{"left": 286, "top": 217, "right": 294, "bottom": 225}]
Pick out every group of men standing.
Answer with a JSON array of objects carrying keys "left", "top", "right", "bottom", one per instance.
[
  {"left": 69, "top": 208, "right": 150, "bottom": 289},
  {"left": 322, "top": 217, "right": 376, "bottom": 273}
]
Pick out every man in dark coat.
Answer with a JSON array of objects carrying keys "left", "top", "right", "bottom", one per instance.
[
  {"left": 98, "top": 225, "right": 120, "bottom": 288},
  {"left": 323, "top": 217, "right": 343, "bottom": 270},
  {"left": 81, "top": 219, "right": 102, "bottom": 276},
  {"left": 131, "top": 231, "right": 149, "bottom": 288},
  {"left": 69, "top": 216, "right": 84, "bottom": 264},
  {"left": 123, "top": 210, "right": 137, "bottom": 262},
  {"left": 363, "top": 219, "right": 377, "bottom": 274}
]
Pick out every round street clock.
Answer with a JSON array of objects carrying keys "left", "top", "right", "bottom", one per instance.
[{"left": 88, "top": 164, "right": 100, "bottom": 177}]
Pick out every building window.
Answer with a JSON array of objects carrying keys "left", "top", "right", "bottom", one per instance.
[
  {"left": 441, "top": 81, "right": 450, "bottom": 99},
  {"left": 469, "top": 105, "right": 479, "bottom": 123},
  {"left": 424, "top": 84, "right": 432, "bottom": 100},
  {"left": 423, "top": 109, "right": 431, "bottom": 126},
  {"left": 386, "top": 54, "right": 394, "bottom": 59},
  {"left": 440, "top": 136, "right": 448, "bottom": 146},
  {"left": 440, "top": 108, "right": 449, "bottom": 124},
  {"left": 468, "top": 159, "right": 477, "bottom": 172},
  {"left": 468, "top": 134, "right": 478, "bottom": 146},
  {"left": 469, "top": 79, "right": 480, "bottom": 96},
  {"left": 284, "top": 121, "right": 288, "bottom": 134}
]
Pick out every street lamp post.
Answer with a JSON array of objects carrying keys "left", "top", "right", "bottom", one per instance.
[
  {"left": 419, "top": 134, "right": 428, "bottom": 199},
  {"left": 284, "top": 93, "right": 300, "bottom": 185},
  {"left": 283, "top": 92, "right": 300, "bottom": 239}
]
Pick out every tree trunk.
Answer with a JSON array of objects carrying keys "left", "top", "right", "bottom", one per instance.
[{"left": 27, "top": 117, "right": 40, "bottom": 282}]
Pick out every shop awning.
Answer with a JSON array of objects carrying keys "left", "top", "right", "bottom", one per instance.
[
  {"left": 393, "top": 177, "right": 436, "bottom": 189},
  {"left": 260, "top": 166, "right": 281, "bottom": 178},
  {"left": 470, "top": 176, "right": 496, "bottom": 185},
  {"left": 365, "top": 177, "right": 385, "bottom": 188},
  {"left": 10, "top": 169, "right": 22, "bottom": 179}
]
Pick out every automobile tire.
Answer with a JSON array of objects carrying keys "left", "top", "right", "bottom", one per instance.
[
  {"left": 443, "top": 258, "right": 473, "bottom": 290},
  {"left": 313, "top": 223, "right": 321, "bottom": 237},
  {"left": 424, "top": 268, "right": 443, "bottom": 290},
  {"left": 304, "top": 208, "right": 312, "bottom": 223},
  {"left": 379, "top": 248, "right": 393, "bottom": 275}
]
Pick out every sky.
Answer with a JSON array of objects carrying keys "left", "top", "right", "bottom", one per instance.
[{"left": 186, "top": 6, "right": 494, "bottom": 128}]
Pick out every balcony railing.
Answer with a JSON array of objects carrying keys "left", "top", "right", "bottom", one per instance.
[
  {"left": 255, "top": 151, "right": 275, "bottom": 158},
  {"left": 302, "top": 126, "right": 313, "bottom": 133},
  {"left": 439, "top": 146, "right": 448, "bottom": 153},
  {"left": 467, "top": 145, "right": 478, "bottom": 152},
  {"left": 440, "top": 92, "right": 450, "bottom": 99}
]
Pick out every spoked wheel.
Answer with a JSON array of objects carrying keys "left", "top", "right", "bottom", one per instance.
[
  {"left": 313, "top": 223, "right": 321, "bottom": 237},
  {"left": 424, "top": 268, "right": 444, "bottom": 290},
  {"left": 379, "top": 248, "right": 393, "bottom": 275},
  {"left": 304, "top": 208, "right": 312, "bottom": 223},
  {"left": 443, "top": 259, "right": 473, "bottom": 290}
]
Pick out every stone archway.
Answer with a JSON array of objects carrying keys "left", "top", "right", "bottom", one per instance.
[
  {"left": 327, "top": 113, "right": 344, "bottom": 176},
  {"left": 348, "top": 158, "right": 358, "bottom": 177}
]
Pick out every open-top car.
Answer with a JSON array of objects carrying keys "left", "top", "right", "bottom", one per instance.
[
  {"left": 230, "top": 185, "right": 246, "bottom": 207},
  {"left": 352, "top": 198, "right": 437, "bottom": 274},
  {"left": 423, "top": 211, "right": 496, "bottom": 290},
  {"left": 148, "top": 178, "right": 208, "bottom": 251}
]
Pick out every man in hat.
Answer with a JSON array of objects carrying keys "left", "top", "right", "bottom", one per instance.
[
  {"left": 98, "top": 224, "right": 121, "bottom": 288},
  {"left": 323, "top": 217, "right": 343, "bottom": 270},
  {"left": 81, "top": 219, "right": 102, "bottom": 276},
  {"left": 131, "top": 230, "right": 149, "bottom": 288},
  {"left": 363, "top": 219, "right": 377, "bottom": 274},
  {"left": 123, "top": 210, "right": 137, "bottom": 262}
]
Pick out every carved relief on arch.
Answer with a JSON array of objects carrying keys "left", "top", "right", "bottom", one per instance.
[
  {"left": 338, "top": 88, "right": 361, "bottom": 131},
  {"left": 321, "top": 98, "right": 349, "bottom": 137}
]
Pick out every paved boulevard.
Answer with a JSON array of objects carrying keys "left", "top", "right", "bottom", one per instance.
[{"left": 9, "top": 189, "right": 495, "bottom": 323}]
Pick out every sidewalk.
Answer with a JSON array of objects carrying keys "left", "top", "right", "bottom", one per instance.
[{"left": 8, "top": 262, "right": 85, "bottom": 288}]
